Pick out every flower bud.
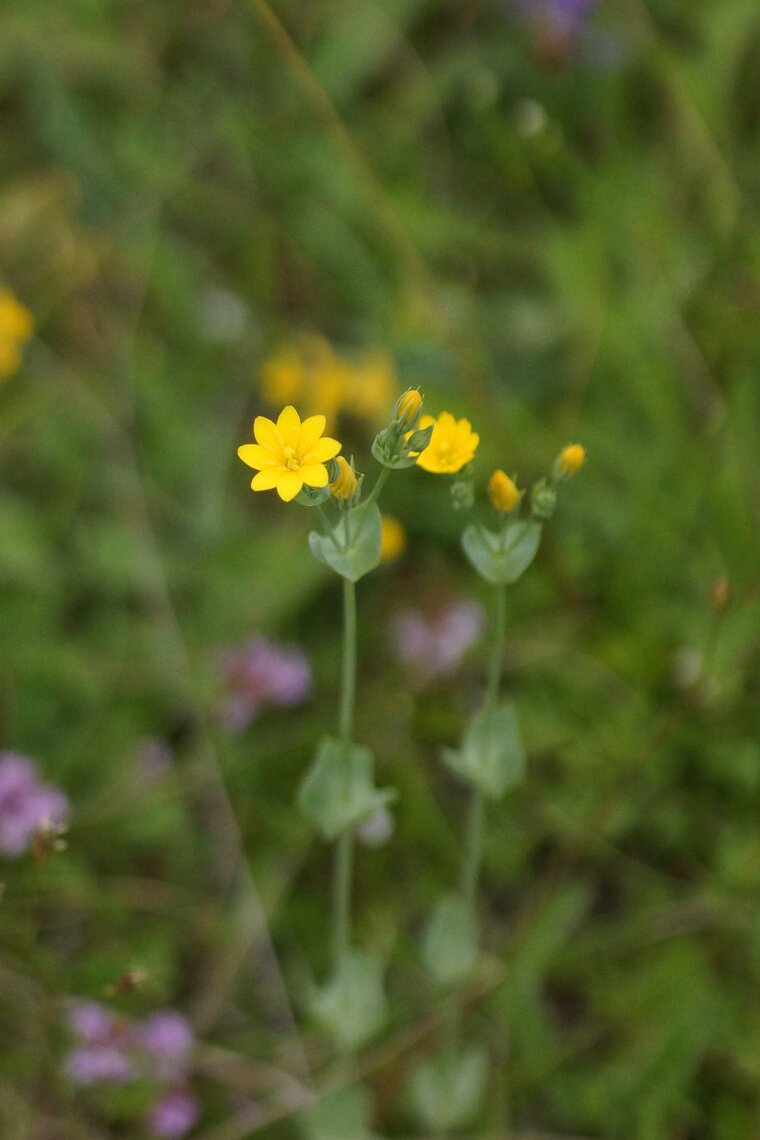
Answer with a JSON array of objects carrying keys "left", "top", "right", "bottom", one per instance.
[
  {"left": 394, "top": 387, "right": 423, "bottom": 430},
  {"left": 330, "top": 456, "right": 360, "bottom": 503},
  {"left": 554, "top": 443, "right": 586, "bottom": 479},
  {"left": 531, "top": 478, "right": 557, "bottom": 519},
  {"left": 488, "top": 469, "right": 522, "bottom": 513}
]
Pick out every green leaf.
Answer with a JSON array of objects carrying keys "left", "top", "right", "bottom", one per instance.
[
  {"left": 462, "top": 520, "right": 542, "bottom": 584},
  {"left": 300, "top": 1085, "right": 377, "bottom": 1140},
  {"left": 298, "top": 736, "right": 396, "bottom": 841},
  {"left": 311, "top": 950, "right": 387, "bottom": 1050},
  {"left": 444, "top": 702, "right": 526, "bottom": 799},
  {"left": 308, "top": 502, "right": 382, "bottom": 581},
  {"left": 422, "top": 893, "right": 479, "bottom": 985},
  {"left": 410, "top": 1045, "right": 488, "bottom": 1131}
]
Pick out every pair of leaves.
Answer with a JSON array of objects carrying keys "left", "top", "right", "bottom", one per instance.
[
  {"left": 298, "top": 735, "right": 396, "bottom": 841},
  {"left": 410, "top": 1045, "right": 488, "bottom": 1132},
  {"left": 300, "top": 1085, "right": 377, "bottom": 1140},
  {"left": 311, "top": 950, "right": 387, "bottom": 1051},
  {"left": 422, "top": 893, "right": 479, "bottom": 985},
  {"left": 462, "top": 519, "right": 542, "bottom": 585},
  {"left": 443, "top": 702, "right": 526, "bottom": 800},
  {"left": 308, "top": 502, "right": 382, "bottom": 582}
]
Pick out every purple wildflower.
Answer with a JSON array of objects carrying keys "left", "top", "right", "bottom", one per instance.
[
  {"left": 136, "top": 1012, "right": 194, "bottom": 1079},
  {"left": 67, "top": 1000, "right": 116, "bottom": 1043},
  {"left": 392, "top": 601, "right": 484, "bottom": 684},
  {"left": 65, "top": 1045, "right": 133, "bottom": 1085},
  {"left": 149, "top": 1090, "right": 200, "bottom": 1138},
  {"left": 0, "top": 753, "right": 69, "bottom": 858},
  {"left": 64, "top": 1000, "right": 133, "bottom": 1086},
  {"left": 218, "top": 636, "right": 311, "bottom": 731}
]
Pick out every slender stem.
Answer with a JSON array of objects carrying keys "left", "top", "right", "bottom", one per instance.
[
  {"left": 442, "top": 582, "right": 508, "bottom": 1097},
  {"left": 460, "top": 787, "right": 485, "bottom": 909},
  {"left": 332, "top": 831, "right": 353, "bottom": 971},
  {"left": 315, "top": 503, "right": 332, "bottom": 534},
  {"left": 485, "top": 582, "right": 507, "bottom": 718},
  {"left": 338, "top": 577, "right": 357, "bottom": 747},
  {"left": 363, "top": 466, "right": 390, "bottom": 509},
  {"left": 332, "top": 576, "right": 358, "bottom": 973}
]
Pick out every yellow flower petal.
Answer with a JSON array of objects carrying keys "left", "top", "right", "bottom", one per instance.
[
  {"left": 303, "top": 436, "right": 341, "bottom": 464},
  {"left": 276, "top": 405, "right": 301, "bottom": 443},
  {"left": 251, "top": 468, "right": 282, "bottom": 490},
  {"left": 238, "top": 443, "right": 279, "bottom": 470},
  {"left": 276, "top": 470, "right": 304, "bottom": 502},
  {"left": 253, "top": 415, "right": 281, "bottom": 451},
  {"left": 300, "top": 463, "right": 329, "bottom": 488},
  {"left": 298, "top": 413, "right": 327, "bottom": 455}
]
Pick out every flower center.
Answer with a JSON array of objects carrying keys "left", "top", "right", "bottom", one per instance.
[{"left": 283, "top": 445, "right": 300, "bottom": 471}]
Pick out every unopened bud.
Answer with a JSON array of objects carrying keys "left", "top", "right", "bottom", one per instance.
[
  {"left": 330, "top": 456, "right": 360, "bottom": 503},
  {"left": 394, "top": 387, "right": 423, "bottom": 430},
  {"left": 488, "top": 469, "right": 522, "bottom": 513},
  {"left": 554, "top": 443, "right": 586, "bottom": 479}
]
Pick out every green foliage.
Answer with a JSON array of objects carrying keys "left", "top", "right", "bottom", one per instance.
[
  {"left": 308, "top": 502, "right": 383, "bottom": 582},
  {"left": 298, "top": 736, "right": 396, "bottom": 841},
  {"left": 462, "top": 518, "right": 543, "bottom": 584},
  {"left": 444, "top": 702, "right": 526, "bottom": 799},
  {"left": 2, "top": 0, "right": 760, "bottom": 1135}
]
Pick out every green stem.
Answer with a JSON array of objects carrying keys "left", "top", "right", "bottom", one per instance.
[
  {"left": 332, "top": 575, "right": 357, "bottom": 972},
  {"left": 338, "top": 577, "right": 357, "bottom": 746},
  {"left": 442, "top": 582, "right": 508, "bottom": 1104},
  {"left": 363, "top": 466, "right": 390, "bottom": 508},
  {"left": 485, "top": 582, "right": 507, "bottom": 717}
]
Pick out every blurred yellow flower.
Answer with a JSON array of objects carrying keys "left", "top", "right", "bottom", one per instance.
[
  {"left": 0, "top": 287, "right": 33, "bottom": 379},
  {"left": 330, "top": 456, "right": 360, "bottom": 502},
  {"left": 380, "top": 516, "right": 406, "bottom": 562},
  {"left": 259, "top": 336, "right": 395, "bottom": 428},
  {"left": 488, "top": 469, "right": 522, "bottom": 513},
  {"left": 555, "top": 443, "right": 586, "bottom": 478},
  {"left": 415, "top": 412, "right": 479, "bottom": 475},
  {"left": 237, "top": 405, "right": 342, "bottom": 502}
]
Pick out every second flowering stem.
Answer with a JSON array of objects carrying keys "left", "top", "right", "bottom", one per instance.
[{"left": 333, "top": 575, "right": 357, "bottom": 972}]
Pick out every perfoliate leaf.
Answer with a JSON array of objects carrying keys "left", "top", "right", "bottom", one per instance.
[
  {"left": 298, "top": 735, "right": 396, "bottom": 841},
  {"left": 462, "top": 519, "right": 542, "bottom": 584},
  {"left": 422, "top": 893, "right": 479, "bottom": 985},
  {"left": 444, "top": 702, "right": 526, "bottom": 799},
  {"left": 308, "top": 502, "right": 382, "bottom": 581},
  {"left": 300, "top": 1085, "right": 377, "bottom": 1140},
  {"left": 410, "top": 1045, "right": 488, "bottom": 1131},
  {"left": 311, "top": 950, "right": 387, "bottom": 1050}
]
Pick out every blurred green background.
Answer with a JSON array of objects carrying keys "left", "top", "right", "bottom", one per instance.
[{"left": 2, "top": 0, "right": 760, "bottom": 1136}]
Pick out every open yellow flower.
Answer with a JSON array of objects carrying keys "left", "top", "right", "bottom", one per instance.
[
  {"left": 238, "top": 405, "right": 341, "bottom": 502},
  {"left": 415, "top": 411, "right": 479, "bottom": 475}
]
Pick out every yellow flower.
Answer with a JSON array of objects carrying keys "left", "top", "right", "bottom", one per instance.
[
  {"left": 237, "top": 405, "right": 342, "bottom": 502},
  {"left": 555, "top": 443, "right": 586, "bottom": 478},
  {"left": 488, "top": 469, "right": 522, "bottom": 513},
  {"left": 394, "top": 387, "right": 423, "bottom": 429},
  {"left": 0, "top": 287, "right": 33, "bottom": 379},
  {"left": 415, "top": 411, "right": 479, "bottom": 475},
  {"left": 380, "top": 515, "right": 406, "bottom": 562},
  {"left": 330, "top": 456, "right": 360, "bottom": 502}
]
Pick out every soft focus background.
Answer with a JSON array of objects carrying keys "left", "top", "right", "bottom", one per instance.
[{"left": 2, "top": 0, "right": 760, "bottom": 1136}]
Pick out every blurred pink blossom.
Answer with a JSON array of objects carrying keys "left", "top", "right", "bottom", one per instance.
[
  {"left": 218, "top": 636, "right": 311, "bottom": 731},
  {"left": 149, "top": 1090, "right": 199, "bottom": 1137},
  {"left": 391, "top": 601, "right": 484, "bottom": 684},
  {"left": 0, "top": 753, "right": 69, "bottom": 858}
]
